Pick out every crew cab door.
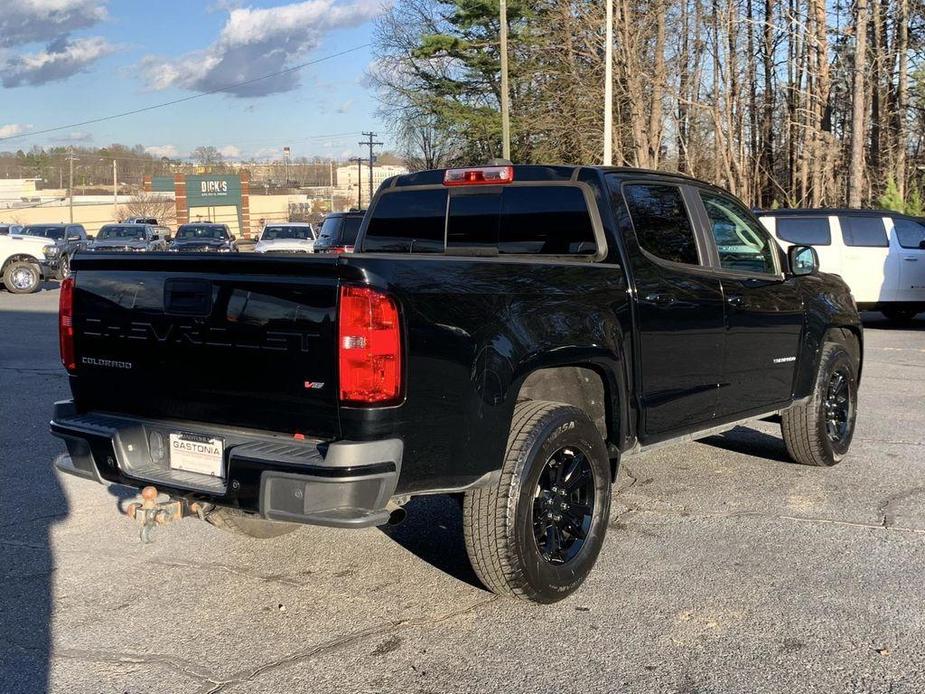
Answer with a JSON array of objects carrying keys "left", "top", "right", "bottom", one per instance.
[
  {"left": 612, "top": 178, "right": 725, "bottom": 439},
  {"left": 691, "top": 188, "right": 803, "bottom": 416}
]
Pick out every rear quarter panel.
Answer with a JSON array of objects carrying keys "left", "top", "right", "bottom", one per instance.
[{"left": 340, "top": 255, "right": 631, "bottom": 494}]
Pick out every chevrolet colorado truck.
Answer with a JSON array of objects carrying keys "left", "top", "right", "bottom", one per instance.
[{"left": 50, "top": 165, "right": 862, "bottom": 603}]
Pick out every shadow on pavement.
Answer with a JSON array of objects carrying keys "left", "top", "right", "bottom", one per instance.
[
  {"left": 379, "top": 495, "right": 485, "bottom": 591},
  {"left": 698, "top": 425, "right": 795, "bottom": 464},
  {"left": 860, "top": 311, "right": 925, "bottom": 331},
  {"left": 0, "top": 304, "right": 70, "bottom": 692}
]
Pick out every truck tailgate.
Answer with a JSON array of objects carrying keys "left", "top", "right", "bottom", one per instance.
[{"left": 69, "top": 254, "right": 342, "bottom": 439}]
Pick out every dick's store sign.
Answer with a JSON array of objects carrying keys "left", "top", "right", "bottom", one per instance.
[{"left": 186, "top": 175, "right": 242, "bottom": 207}]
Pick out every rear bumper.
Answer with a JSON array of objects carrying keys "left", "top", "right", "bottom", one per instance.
[{"left": 50, "top": 400, "right": 403, "bottom": 529}]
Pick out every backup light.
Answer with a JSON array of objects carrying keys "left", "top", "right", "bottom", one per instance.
[{"left": 443, "top": 166, "right": 514, "bottom": 186}]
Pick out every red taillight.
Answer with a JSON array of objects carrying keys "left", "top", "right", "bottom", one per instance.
[
  {"left": 444, "top": 166, "right": 514, "bottom": 186},
  {"left": 59, "top": 276, "right": 76, "bottom": 373},
  {"left": 338, "top": 286, "right": 402, "bottom": 404}
]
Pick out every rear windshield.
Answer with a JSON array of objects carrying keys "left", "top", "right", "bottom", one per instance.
[
  {"left": 22, "top": 225, "right": 66, "bottom": 240},
  {"left": 774, "top": 217, "right": 831, "bottom": 246},
  {"left": 362, "top": 185, "right": 597, "bottom": 256},
  {"left": 98, "top": 225, "right": 146, "bottom": 240},
  {"left": 261, "top": 225, "right": 314, "bottom": 241},
  {"left": 176, "top": 225, "right": 228, "bottom": 240}
]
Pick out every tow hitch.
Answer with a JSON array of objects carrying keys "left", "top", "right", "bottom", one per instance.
[{"left": 124, "top": 486, "right": 206, "bottom": 544}]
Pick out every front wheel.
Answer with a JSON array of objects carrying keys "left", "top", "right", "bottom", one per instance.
[
  {"left": 781, "top": 340, "right": 858, "bottom": 466},
  {"left": 57, "top": 254, "right": 71, "bottom": 280},
  {"left": 2, "top": 260, "right": 42, "bottom": 294},
  {"left": 463, "top": 401, "right": 612, "bottom": 603}
]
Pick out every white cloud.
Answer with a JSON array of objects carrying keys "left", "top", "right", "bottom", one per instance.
[
  {"left": 145, "top": 144, "right": 179, "bottom": 158},
  {"left": 50, "top": 131, "right": 93, "bottom": 143},
  {"left": 336, "top": 99, "right": 353, "bottom": 114},
  {"left": 219, "top": 144, "right": 241, "bottom": 159},
  {"left": 3, "top": 35, "right": 116, "bottom": 87},
  {"left": 138, "top": 0, "right": 382, "bottom": 98},
  {"left": 0, "top": 123, "right": 33, "bottom": 139},
  {"left": 0, "top": 0, "right": 107, "bottom": 49}
]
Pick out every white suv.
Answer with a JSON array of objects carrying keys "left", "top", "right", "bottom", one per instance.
[
  {"left": 0, "top": 232, "right": 56, "bottom": 293},
  {"left": 759, "top": 210, "right": 925, "bottom": 322}
]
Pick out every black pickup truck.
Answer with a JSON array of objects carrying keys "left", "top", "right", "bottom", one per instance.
[{"left": 51, "top": 165, "right": 861, "bottom": 603}]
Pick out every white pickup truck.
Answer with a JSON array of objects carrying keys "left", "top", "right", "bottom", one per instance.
[{"left": 0, "top": 232, "right": 56, "bottom": 293}]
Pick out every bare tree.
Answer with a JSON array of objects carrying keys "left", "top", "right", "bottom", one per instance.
[{"left": 117, "top": 193, "right": 176, "bottom": 226}]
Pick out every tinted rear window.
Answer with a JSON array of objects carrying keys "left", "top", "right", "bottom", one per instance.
[
  {"left": 839, "top": 216, "right": 888, "bottom": 247},
  {"left": 364, "top": 185, "right": 597, "bottom": 256},
  {"left": 774, "top": 217, "right": 832, "bottom": 245},
  {"left": 341, "top": 216, "right": 363, "bottom": 245},
  {"left": 622, "top": 183, "right": 699, "bottom": 265},
  {"left": 363, "top": 189, "right": 447, "bottom": 253}
]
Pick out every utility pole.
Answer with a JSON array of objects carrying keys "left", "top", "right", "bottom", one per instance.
[
  {"left": 350, "top": 157, "right": 365, "bottom": 209},
  {"left": 329, "top": 160, "right": 335, "bottom": 213},
  {"left": 67, "top": 149, "right": 76, "bottom": 223},
  {"left": 359, "top": 132, "right": 383, "bottom": 206},
  {"left": 603, "top": 0, "right": 614, "bottom": 166},
  {"left": 499, "top": 0, "right": 511, "bottom": 160},
  {"left": 112, "top": 158, "right": 118, "bottom": 219}
]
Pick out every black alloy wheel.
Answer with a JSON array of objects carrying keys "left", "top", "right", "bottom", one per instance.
[
  {"left": 823, "top": 367, "right": 852, "bottom": 445},
  {"left": 533, "top": 447, "right": 595, "bottom": 565}
]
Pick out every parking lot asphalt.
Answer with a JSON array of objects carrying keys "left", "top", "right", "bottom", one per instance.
[{"left": 1, "top": 286, "right": 923, "bottom": 694}]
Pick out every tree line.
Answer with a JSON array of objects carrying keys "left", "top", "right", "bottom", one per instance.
[{"left": 371, "top": 0, "right": 925, "bottom": 212}]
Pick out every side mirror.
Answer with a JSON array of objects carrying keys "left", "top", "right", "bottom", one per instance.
[
  {"left": 788, "top": 245, "right": 819, "bottom": 276},
  {"left": 230, "top": 234, "right": 236, "bottom": 241}
]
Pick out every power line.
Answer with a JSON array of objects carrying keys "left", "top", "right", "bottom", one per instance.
[{"left": 0, "top": 44, "right": 372, "bottom": 144}]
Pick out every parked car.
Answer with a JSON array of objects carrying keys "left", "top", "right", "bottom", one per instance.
[
  {"left": 19, "top": 223, "right": 89, "bottom": 279},
  {"left": 51, "top": 165, "right": 861, "bottom": 603},
  {"left": 254, "top": 222, "right": 316, "bottom": 254},
  {"left": 0, "top": 223, "right": 24, "bottom": 236},
  {"left": 89, "top": 224, "right": 170, "bottom": 252},
  {"left": 168, "top": 223, "right": 237, "bottom": 253},
  {"left": 759, "top": 209, "right": 925, "bottom": 322},
  {"left": 313, "top": 211, "right": 364, "bottom": 253},
  {"left": 0, "top": 232, "right": 56, "bottom": 293},
  {"left": 123, "top": 217, "right": 159, "bottom": 225}
]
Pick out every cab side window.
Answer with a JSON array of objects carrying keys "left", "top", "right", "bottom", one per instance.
[
  {"left": 622, "top": 184, "right": 700, "bottom": 265},
  {"left": 839, "top": 216, "right": 888, "bottom": 247},
  {"left": 774, "top": 217, "right": 832, "bottom": 245},
  {"left": 700, "top": 190, "right": 777, "bottom": 275},
  {"left": 892, "top": 218, "right": 925, "bottom": 249}
]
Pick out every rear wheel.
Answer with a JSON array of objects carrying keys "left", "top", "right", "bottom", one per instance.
[
  {"left": 206, "top": 508, "right": 298, "bottom": 539},
  {"left": 881, "top": 307, "right": 919, "bottom": 324},
  {"left": 2, "top": 260, "right": 42, "bottom": 294},
  {"left": 781, "top": 339, "right": 858, "bottom": 466},
  {"left": 462, "top": 401, "right": 611, "bottom": 603}
]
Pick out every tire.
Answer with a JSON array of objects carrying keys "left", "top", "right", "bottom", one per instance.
[
  {"left": 881, "top": 307, "right": 918, "bottom": 324},
  {"left": 206, "top": 507, "right": 298, "bottom": 539},
  {"left": 781, "top": 339, "right": 859, "bottom": 466},
  {"left": 462, "top": 400, "right": 612, "bottom": 603},
  {"left": 57, "top": 254, "right": 71, "bottom": 280},
  {"left": 2, "top": 260, "right": 42, "bottom": 294}
]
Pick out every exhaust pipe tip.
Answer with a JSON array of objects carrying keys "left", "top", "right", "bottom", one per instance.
[{"left": 386, "top": 502, "right": 407, "bottom": 526}]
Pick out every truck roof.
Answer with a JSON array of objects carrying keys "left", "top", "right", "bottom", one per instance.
[{"left": 387, "top": 165, "right": 706, "bottom": 189}]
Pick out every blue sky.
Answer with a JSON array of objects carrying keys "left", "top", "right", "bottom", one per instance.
[{"left": 0, "top": 0, "right": 389, "bottom": 160}]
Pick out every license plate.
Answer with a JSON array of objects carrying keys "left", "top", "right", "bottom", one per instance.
[{"left": 168, "top": 433, "right": 224, "bottom": 478}]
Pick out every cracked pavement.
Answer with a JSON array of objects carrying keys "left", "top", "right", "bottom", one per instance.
[{"left": 1, "top": 289, "right": 923, "bottom": 693}]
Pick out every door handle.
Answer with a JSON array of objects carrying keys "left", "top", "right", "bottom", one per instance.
[
  {"left": 903, "top": 257, "right": 919, "bottom": 262},
  {"left": 643, "top": 293, "right": 677, "bottom": 306},
  {"left": 726, "top": 295, "right": 744, "bottom": 307}
]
